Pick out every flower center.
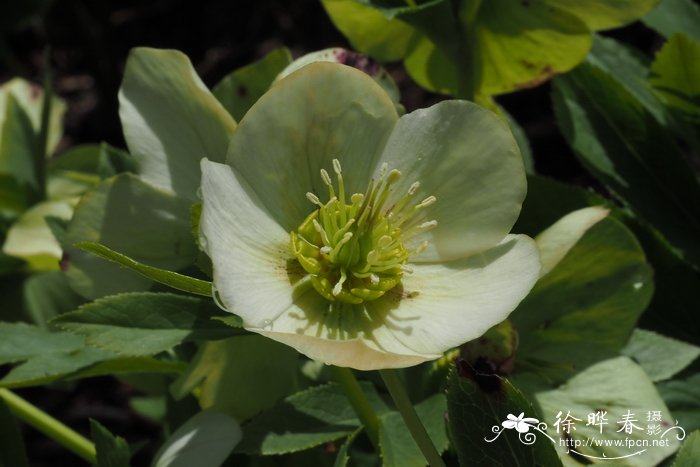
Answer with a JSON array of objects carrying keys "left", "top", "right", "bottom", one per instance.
[{"left": 290, "top": 159, "right": 437, "bottom": 304}]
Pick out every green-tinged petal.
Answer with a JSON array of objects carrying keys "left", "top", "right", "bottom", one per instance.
[
  {"left": 320, "top": 0, "right": 418, "bottom": 62},
  {"left": 547, "top": 0, "right": 660, "bottom": 30},
  {"left": 535, "top": 206, "right": 609, "bottom": 276},
  {"left": 376, "top": 100, "right": 525, "bottom": 261},
  {"left": 118, "top": 48, "right": 237, "bottom": 200},
  {"left": 226, "top": 62, "right": 398, "bottom": 231},
  {"left": 370, "top": 234, "right": 540, "bottom": 357},
  {"left": 255, "top": 286, "right": 432, "bottom": 371},
  {"left": 200, "top": 160, "right": 295, "bottom": 328},
  {"left": 2, "top": 198, "right": 75, "bottom": 269}
]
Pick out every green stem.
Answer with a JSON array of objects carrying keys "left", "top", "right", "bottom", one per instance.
[
  {"left": 380, "top": 370, "right": 446, "bottom": 467},
  {"left": 331, "top": 366, "right": 380, "bottom": 450},
  {"left": 0, "top": 388, "right": 97, "bottom": 464}
]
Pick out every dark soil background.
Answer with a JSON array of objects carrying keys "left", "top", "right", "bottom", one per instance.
[{"left": 1, "top": 1, "right": 663, "bottom": 465}]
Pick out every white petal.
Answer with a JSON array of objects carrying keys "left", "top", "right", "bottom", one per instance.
[
  {"left": 375, "top": 100, "right": 527, "bottom": 262},
  {"left": 200, "top": 160, "right": 295, "bottom": 328},
  {"left": 502, "top": 420, "right": 517, "bottom": 429},
  {"left": 369, "top": 235, "right": 541, "bottom": 356},
  {"left": 254, "top": 285, "right": 435, "bottom": 370}
]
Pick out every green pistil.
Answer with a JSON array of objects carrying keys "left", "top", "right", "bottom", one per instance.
[{"left": 291, "top": 159, "right": 436, "bottom": 304}]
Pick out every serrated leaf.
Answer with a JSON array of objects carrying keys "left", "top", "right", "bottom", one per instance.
[
  {"left": 0, "top": 321, "right": 84, "bottom": 365},
  {"left": 213, "top": 48, "right": 292, "bottom": 121},
  {"left": 333, "top": 427, "right": 361, "bottom": 467},
  {"left": 672, "top": 430, "right": 700, "bottom": 466},
  {"left": 90, "top": 419, "right": 130, "bottom": 467},
  {"left": 52, "top": 292, "right": 237, "bottom": 356},
  {"left": 76, "top": 242, "right": 212, "bottom": 296},
  {"left": 153, "top": 410, "right": 241, "bottom": 467},
  {"left": 511, "top": 217, "right": 653, "bottom": 387},
  {"left": 447, "top": 363, "right": 562, "bottom": 467},
  {"left": 235, "top": 381, "right": 388, "bottom": 455},
  {"left": 622, "top": 329, "right": 700, "bottom": 382},
  {"left": 379, "top": 394, "right": 448, "bottom": 467}
]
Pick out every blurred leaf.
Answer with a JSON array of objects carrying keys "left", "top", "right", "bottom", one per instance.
[
  {"left": 62, "top": 173, "right": 198, "bottom": 299},
  {"left": 536, "top": 357, "right": 681, "bottom": 465},
  {"left": 553, "top": 62, "right": 700, "bottom": 268},
  {"left": 333, "top": 427, "right": 361, "bottom": 467},
  {"left": 587, "top": 35, "right": 667, "bottom": 124},
  {"left": 52, "top": 292, "right": 237, "bottom": 356},
  {"left": 213, "top": 48, "right": 292, "bottom": 121},
  {"left": 649, "top": 33, "right": 700, "bottom": 122},
  {"left": 49, "top": 143, "right": 137, "bottom": 179},
  {"left": 447, "top": 363, "right": 562, "bottom": 467},
  {"left": 671, "top": 430, "right": 700, "bottom": 466},
  {"left": 153, "top": 410, "right": 241, "bottom": 467},
  {"left": 320, "top": 0, "right": 418, "bottom": 62},
  {"left": 622, "top": 329, "right": 700, "bottom": 382},
  {"left": 90, "top": 419, "right": 130, "bottom": 467},
  {"left": 130, "top": 396, "right": 166, "bottom": 422},
  {"left": 23, "top": 270, "right": 86, "bottom": 328},
  {"left": 379, "top": 394, "right": 448, "bottom": 467},
  {"left": 658, "top": 373, "right": 700, "bottom": 433},
  {"left": 511, "top": 217, "right": 653, "bottom": 388},
  {"left": 76, "top": 242, "right": 212, "bottom": 296},
  {"left": 119, "top": 47, "right": 237, "bottom": 200},
  {"left": 0, "top": 396, "right": 30, "bottom": 467},
  {"left": 172, "top": 335, "right": 297, "bottom": 423},
  {"left": 235, "top": 381, "right": 387, "bottom": 455},
  {"left": 643, "top": 0, "right": 700, "bottom": 41},
  {"left": 503, "top": 110, "right": 534, "bottom": 174},
  {"left": 2, "top": 198, "right": 75, "bottom": 270}
]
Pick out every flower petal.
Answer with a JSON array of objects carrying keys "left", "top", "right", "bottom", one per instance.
[
  {"left": 226, "top": 62, "right": 398, "bottom": 231},
  {"left": 515, "top": 422, "right": 530, "bottom": 433},
  {"left": 369, "top": 235, "right": 540, "bottom": 357},
  {"left": 502, "top": 420, "right": 517, "bottom": 429},
  {"left": 200, "top": 160, "right": 295, "bottom": 328},
  {"left": 253, "top": 285, "right": 434, "bottom": 370},
  {"left": 376, "top": 100, "right": 526, "bottom": 261}
]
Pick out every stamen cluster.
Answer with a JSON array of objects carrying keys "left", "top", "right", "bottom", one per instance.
[{"left": 291, "top": 159, "right": 437, "bottom": 304}]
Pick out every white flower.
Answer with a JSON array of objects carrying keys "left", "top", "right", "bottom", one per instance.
[
  {"left": 502, "top": 413, "right": 539, "bottom": 433},
  {"left": 199, "top": 62, "right": 540, "bottom": 370}
]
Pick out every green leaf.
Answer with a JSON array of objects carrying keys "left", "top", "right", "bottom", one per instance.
[
  {"left": 0, "top": 321, "right": 83, "bottom": 365},
  {"left": 447, "top": 363, "right": 562, "bottom": 467},
  {"left": 658, "top": 373, "right": 700, "bottom": 433},
  {"left": 75, "top": 242, "right": 212, "bottom": 297},
  {"left": 503, "top": 110, "right": 534, "bottom": 175},
  {"left": 320, "top": 0, "right": 418, "bottom": 62},
  {"left": 333, "top": 427, "right": 361, "bottom": 467},
  {"left": 48, "top": 143, "right": 137, "bottom": 179},
  {"left": 90, "top": 419, "right": 130, "bottom": 467},
  {"left": 379, "top": 394, "right": 448, "bottom": 467},
  {"left": 672, "top": 430, "right": 700, "bottom": 466},
  {"left": 0, "top": 396, "right": 30, "bottom": 467},
  {"left": 172, "top": 335, "right": 297, "bottom": 423},
  {"left": 153, "top": 410, "right": 241, "bottom": 467},
  {"left": 643, "top": 0, "right": 700, "bottom": 41},
  {"left": 52, "top": 292, "right": 237, "bottom": 356},
  {"left": 552, "top": 62, "right": 700, "bottom": 268},
  {"left": 511, "top": 216, "right": 652, "bottom": 388},
  {"left": 2, "top": 198, "right": 75, "bottom": 270},
  {"left": 649, "top": 33, "right": 700, "bottom": 121},
  {"left": 119, "top": 47, "right": 237, "bottom": 200},
  {"left": 62, "top": 173, "right": 198, "bottom": 299},
  {"left": 622, "top": 329, "right": 700, "bottom": 382},
  {"left": 536, "top": 357, "right": 682, "bottom": 465},
  {"left": 23, "top": 270, "right": 86, "bottom": 328},
  {"left": 213, "top": 48, "right": 292, "bottom": 121},
  {"left": 235, "top": 381, "right": 388, "bottom": 455}
]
